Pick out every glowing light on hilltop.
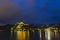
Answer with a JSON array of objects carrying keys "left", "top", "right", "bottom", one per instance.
[
  {"left": 18, "top": 22, "right": 24, "bottom": 24},
  {"left": 15, "top": 22, "right": 29, "bottom": 40},
  {"left": 15, "top": 22, "right": 24, "bottom": 29},
  {"left": 16, "top": 22, "right": 29, "bottom": 27}
]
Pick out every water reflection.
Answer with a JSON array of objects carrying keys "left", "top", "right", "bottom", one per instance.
[{"left": 10, "top": 28, "right": 60, "bottom": 40}]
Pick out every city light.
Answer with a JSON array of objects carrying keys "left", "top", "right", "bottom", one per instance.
[
  {"left": 10, "top": 22, "right": 60, "bottom": 40},
  {"left": 45, "top": 28, "right": 51, "bottom": 40}
]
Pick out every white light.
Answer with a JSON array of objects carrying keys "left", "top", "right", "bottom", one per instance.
[{"left": 45, "top": 28, "right": 51, "bottom": 40}]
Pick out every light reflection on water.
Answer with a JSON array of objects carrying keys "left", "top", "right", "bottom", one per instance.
[
  {"left": 17, "top": 30, "right": 29, "bottom": 40},
  {"left": 10, "top": 28, "right": 60, "bottom": 40},
  {"left": 10, "top": 29, "right": 30, "bottom": 40}
]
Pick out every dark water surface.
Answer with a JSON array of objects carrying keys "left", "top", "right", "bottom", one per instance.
[
  {"left": 0, "top": 29, "right": 60, "bottom": 40},
  {"left": 0, "top": 30, "right": 10, "bottom": 40}
]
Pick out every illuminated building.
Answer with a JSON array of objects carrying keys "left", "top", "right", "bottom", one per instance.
[
  {"left": 10, "top": 23, "right": 60, "bottom": 40},
  {"left": 12, "top": 22, "right": 29, "bottom": 40}
]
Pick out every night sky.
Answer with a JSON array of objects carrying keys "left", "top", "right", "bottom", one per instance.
[{"left": 0, "top": 0, "right": 60, "bottom": 24}]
